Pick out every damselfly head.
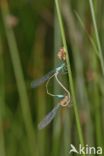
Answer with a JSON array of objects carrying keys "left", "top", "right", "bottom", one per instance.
[
  {"left": 57, "top": 48, "right": 66, "bottom": 61},
  {"left": 60, "top": 95, "right": 70, "bottom": 107}
]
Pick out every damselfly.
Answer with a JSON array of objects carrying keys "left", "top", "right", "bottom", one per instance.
[
  {"left": 38, "top": 95, "right": 70, "bottom": 130},
  {"left": 31, "top": 63, "right": 65, "bottom": 88}
]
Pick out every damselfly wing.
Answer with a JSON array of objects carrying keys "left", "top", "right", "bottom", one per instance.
[
  {"left": 38, "top": 104, "right": 61, "bottom": 130},
  {"left": 31, "top": 69, "right": 55, "bottom": 88},
  {"left": 31, "top": 63, "right": 65, "bottom": 88}
]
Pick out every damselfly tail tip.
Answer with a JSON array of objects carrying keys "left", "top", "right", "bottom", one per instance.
[
  {"left": 38, "top": 123, "right": 45, "bottom": 130},
  {"left": 30, "top": 82, "right": 37, "bottom": 88}
]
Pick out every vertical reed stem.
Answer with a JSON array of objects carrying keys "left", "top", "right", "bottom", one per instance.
[
  {"left": 0, "top": 37, "right": 6, "bottom": 156},
  {"left": 1, "top": 1, "right": 37, "bottom": 156},
  {"left": 55, "top": 0, "right": 85, "bottom": 153},
  {"left": 89, "top": 0, "right": 104, "bottom": 76}
]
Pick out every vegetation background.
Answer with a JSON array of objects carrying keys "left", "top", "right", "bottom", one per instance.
[{"left": 0, "top": 0, "right": 104, "bottom": 156}]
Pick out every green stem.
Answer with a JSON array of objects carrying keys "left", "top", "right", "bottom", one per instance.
[
  {"left": 55, "top": 0, "right": 85, "bottom": 153},
  {"left": 1, "top": 2, "right": 37, "bottom": 156},
  {"left": 0, "top": 38, "right": 6, "bottom": 156},
  {"left": 89, "top": 0, "right": 104, "bottom": 76}
]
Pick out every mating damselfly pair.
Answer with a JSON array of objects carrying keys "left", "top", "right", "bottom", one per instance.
[{"left": 31, "top": 62, "right": 71, "bottom": 129}]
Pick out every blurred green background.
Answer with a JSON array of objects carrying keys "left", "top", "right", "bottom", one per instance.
[{"left": 0, "top": 0, "right": 104, "bottom": 156}]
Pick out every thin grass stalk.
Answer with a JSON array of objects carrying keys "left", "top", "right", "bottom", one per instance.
[
  {"left": 75, "top": 10, "right": 103, "bottom": 148},
  {"left": 75, "top": 12, "right": 100, "bottom": 59},
  {"left": 52, "top": 10, "right": 62, "bottom": 156},
  {"left": 88, "top": 0, "right": 104, "bottom": 150},
  {"left": 32, "top": 24, "right": 46, "bottom": 156},
  {"left": 7, "top": 116, "right": 22, "bottom": 156},
  {"left": 53, "top": 12, "right": 72, "bottom": 156},
  {"left": 89, "top": 0, "right": 104, "bottom": 76},
  {"left": 55, "top": 0, "right": 85, "bottom": 152},
  {"left": 0, "top": 38, "right": 6, "bottom": 156},
  {"left": 88, "top": 48, "right": 103, "bottom": 153},
  {"left": 0, "top": 116, "right": 6, "bottom": 156},
  {"left": 61, "top": 0, "right": 94, "bottom": 148},
  {"left": 1, "top": 1, "right": 37, "bottom": 156},
  {"left": 53, "top": 11, "right": 72, "bottom": 156}
]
